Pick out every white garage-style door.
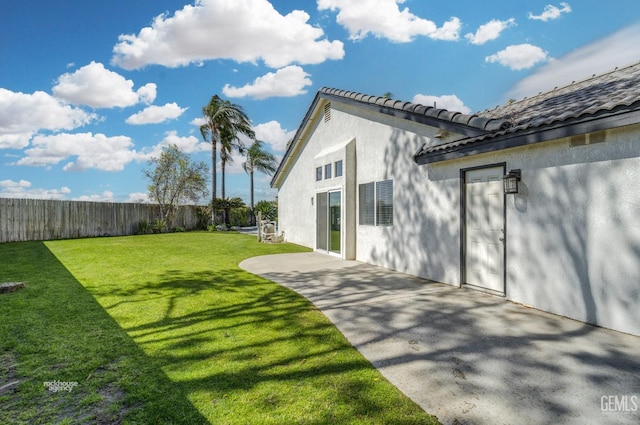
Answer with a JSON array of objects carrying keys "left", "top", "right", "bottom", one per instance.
[{"left": 464, "top": 166, "right": 505, "bottom": 294}]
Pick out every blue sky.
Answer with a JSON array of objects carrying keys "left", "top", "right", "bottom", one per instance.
[{"left": 1, "top": 0, "right": 639, "bottom": 204}]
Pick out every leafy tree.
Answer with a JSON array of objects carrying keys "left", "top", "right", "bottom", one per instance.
[
  {"left": 143, "top": 145, "right": 209, "bottom": 231},
  {"left": 200, "top": 95, "right": 254, "bottom": 224},
  {"left": 243, "top": 140, "right": 277, "bottom": 225}
]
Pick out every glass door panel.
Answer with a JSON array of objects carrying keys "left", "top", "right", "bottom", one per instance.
[
  {"left": 316, "top": 192, "right": 328, "bottom": 251},
  {"left": 329, "top": 191, "right": 341, "bottom": 254}
]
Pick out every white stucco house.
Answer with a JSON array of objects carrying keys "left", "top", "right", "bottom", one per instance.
[{"left": 271, "top": 62, "right": 640, "bottom": 336}]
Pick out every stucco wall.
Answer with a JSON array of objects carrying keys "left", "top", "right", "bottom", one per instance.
[
  {"left": 278, "top": 100, "right": 463, "bottom": 283},
  {"left": 502, "top": 125, "right": 640, "bottom": 335},
  {"left": 277, "top": 119, "right": 321, "bottom": 250},
  {"left": 346, "top": 104, "right": 461, "bottom": 284},
  {"left": 278, "top": 100, "right": 639, "bottom": 335},
  {"left": 435, "top": 124, "right": 640, "bottom": 335}
]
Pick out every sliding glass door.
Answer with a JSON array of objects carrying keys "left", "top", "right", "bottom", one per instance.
[{"left": 316, "top": 190, "right": 341, "bottom": 255}]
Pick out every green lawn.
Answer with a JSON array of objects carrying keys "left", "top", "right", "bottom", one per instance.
[{"left": 0, "top": 232, "right": 439, "bottom": 424}]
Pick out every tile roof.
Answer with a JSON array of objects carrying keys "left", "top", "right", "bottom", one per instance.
[
  {"left": 272, "top": 62, "right": 640, "bottom": 186},
  {"left": 480, "top": 61, "right": 640, "bottom": 128},
  {"left": 414, "top": 61, "right": 640, "bottom": 161},
  {"left": 319, "top": 87, "right": 511, "bottom": 133}
]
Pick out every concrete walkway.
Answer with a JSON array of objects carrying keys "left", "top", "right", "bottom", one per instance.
[{"left": 240, "top": 252, "right": 640, "bottom": 425}]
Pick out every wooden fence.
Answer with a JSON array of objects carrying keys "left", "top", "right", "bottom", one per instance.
[{"left": 0, "top": 198, "right": 201, "bottom": 243}]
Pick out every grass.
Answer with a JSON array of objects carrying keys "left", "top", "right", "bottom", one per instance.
[{"left": 0, "top": 232, "right": 439, "bottom": 424}]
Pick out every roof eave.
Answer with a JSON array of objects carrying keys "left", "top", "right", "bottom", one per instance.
[
  {"left": 414, "top": 107, "right": 640, "bottom": 165},
  {"left": 270, "top": 92, "right": 324, "bottom": 188},
  {"left": 272, "top": 88, "right": 500, "bottom": 187},
  {"left": 319, "top": 91, "right": 492, "bottom": 138}
]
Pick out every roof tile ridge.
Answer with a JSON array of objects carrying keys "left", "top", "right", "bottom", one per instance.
[{"left": 319, "top": 87, "right": 510, "bottom": 131}]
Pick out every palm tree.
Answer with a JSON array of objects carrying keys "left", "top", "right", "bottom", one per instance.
[
  {"left": 200, "top": 95, "right": 254, "bottom": 224},
  {"left": 219, "top": 126, "right": 246, "bottom": 225},
  {"left": 243, "top": 140, "right": 277, "bottom": 225}
]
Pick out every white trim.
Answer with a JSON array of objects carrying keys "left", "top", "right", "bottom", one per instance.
[{"left": 314, "top": 137, "right": 355, "bottom": 159}]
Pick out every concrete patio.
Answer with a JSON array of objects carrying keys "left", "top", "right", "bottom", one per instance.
[{"left": 240, "top": 252, "right": 640, "bottom": 425}]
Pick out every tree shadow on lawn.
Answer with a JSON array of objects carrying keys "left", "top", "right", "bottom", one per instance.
[
  {"left": 90, "top": 266, "right": 434, "bottom": 424},
  {"left": 0, "top": 241, "right": 208, "bottom": 425}
]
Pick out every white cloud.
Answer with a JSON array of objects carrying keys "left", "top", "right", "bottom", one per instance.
[
  {"left": 15, "top": 132, "right": 136, "bottom": 171},
  {"left": 528, "top": 3, "right": 572, "bottom": 22},
  {"left": 111, "top": 0, "right": 344, "bottom": 70},
  {"left": 0, "top": 88, "right": 96, "bottom": 149},
  {"left": 190, "top": 117, "right": 207, "bottom": 127},
  {"left": 222, "top": 150, "right": 247, "bottom": 175},
  {"left": 0, "top": 179, "right": 71, "bottom": 200},
  {"left": 254, "top": 121, "right": 295, "bottom": 152},
  {"left": 465, "top": 18, "right": 515, "bottom": 45},
  {"left": 53, "top": 62, "right": 157, "bottom": 108},
  {"left": 74, "top": 191, "right": 115, "bottom": 202},
  {"left": 411, "top": 94, "right": 472, "bottom": 114},
  {"left": 126, "top": 103, "right": 188, "bottom": 125},
  {"left": 431, "top": 17, "right": 462, "bottom": 41},
  {"left": 0, "top": 179, "right": 31, "bottom": 189},
  {"left": 127, "top": 192, "right": 153, "bottom": 203},
  {"left": 485, "top": 44, "right": 548, "bottom": 70},
  {"left": 159, "top": 130, "right": 209, "bottom": 153},
  {"left": 137, "top": 84, "right": 157, "bottom": 104},
  {"left": 223, "top": 66, "right": 312, "bottom": 99},
  {"left": 137, "top": 130, "right": 210, "bottom": 160},
  {"left": 507, "top": 23, "right": 640, "bottom": 100},
  {"left": 318, "top": 0, "right": 461, "bottom": 42},
  {"left": 53, "top": 61, "right": 156, "bottom": 108}
]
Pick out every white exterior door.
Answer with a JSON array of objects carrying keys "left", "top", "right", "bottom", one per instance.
[{"left": 464, "top": 167, "right": 505, "bottom": 293}]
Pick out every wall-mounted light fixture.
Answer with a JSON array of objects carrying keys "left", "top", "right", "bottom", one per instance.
[{"left": 503, "top": 169, "right": 521, "bottom": 194}]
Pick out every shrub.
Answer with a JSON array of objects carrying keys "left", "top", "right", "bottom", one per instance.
[
  {"left": 255, "top": 200, "right": 277, "bottom": 222},
  {"left": 196, "top": 206, "right": 212, "bottom": 229},
  {"left": 135, "top": 219, "right": 150, "bottom": 235},
  {"left": 152, "top": 219, "right": 166, "bottom": 233},
  {"left": 229, "top": 207, "right": 251, "bottom": 227}
]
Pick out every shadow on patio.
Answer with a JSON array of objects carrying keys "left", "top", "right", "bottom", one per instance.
[{"left": 241, "top": 252, "right": 640, "bottom": 425}]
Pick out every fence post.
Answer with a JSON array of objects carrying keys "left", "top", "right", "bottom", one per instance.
[{"left": 257, "top": 211, "right": 262, "bottom": 242}]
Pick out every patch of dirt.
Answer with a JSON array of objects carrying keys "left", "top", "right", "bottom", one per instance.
[
  {"left": 0, "top": 350, "right": 26, "bottom": 424},
  {"left": 1, "top": 355, "right": 132, "bottom": 425},
  {"left": 0, "top": 351, "right": 21, "bottom": 395},
  {"left": 63, "top": 362, "right": 131, "bottom": 424}
]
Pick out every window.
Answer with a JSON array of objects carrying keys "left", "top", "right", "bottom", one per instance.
[
  {"left": 359, "top": 182, "right": 374, "bottom": 225},
  {"left": 316, "top": 166, "right": 322, "bottom": 181},
  {"left": 335, "top": 160, "right": 343, "bottom": 177},
  {"left": 324, "top": 163, "right": 332, "bottom": 179},
  {"left": 376, "top": 180, "right": 393, "bottom": 226},
  {"left": 359, "top": 180, "right": 393, "bottom": 226}
]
